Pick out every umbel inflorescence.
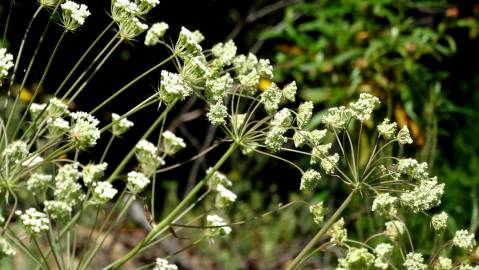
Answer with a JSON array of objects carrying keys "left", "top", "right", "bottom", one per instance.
[{"left": 0, "top": 0, "right": 477, "bottom": 269}]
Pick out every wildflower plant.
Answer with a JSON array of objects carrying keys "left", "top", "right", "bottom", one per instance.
[{"left": 0, "top": 0, "right": 475, "bottom": 269}]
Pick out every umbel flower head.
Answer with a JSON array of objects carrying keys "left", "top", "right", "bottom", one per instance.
[
  {"left": 126, "top": 171, "right": 150, "bottom": 194},
  {"left": 69, "top": 112, "right": 101, "bottom": 149},
  {"left": 135, "top": 139, "right": 164, "bottom": 176},
  {"left": 111, "top": 113, "right": 134, "bottom": 136},
  {"left": 205, "top": 214, "right": 231, "bottom": 237},
  {"left": 0, "top": 48, "right": 14, "bottom": 79},
  {"left": 153, "top": 258, "right": 178, "bottom": 270},
  {"left": 144, "top": 22, "right": 169, "bottom": 46},
  {"left": 61, "top": 1, "right": 90, "bottom": 31},
  {"left": 16, "top": 208, "right": 50, "bottom": 235}
]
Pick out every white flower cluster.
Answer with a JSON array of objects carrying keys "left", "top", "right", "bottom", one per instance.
[
  {"left": 397, "top": 125, "right": 413, "bottom": 145},
  {"left": 212, "top": 40, "right": 237, "bottom": 66},
  {"left": 377, "top": 118, "right": 397, "bottom": 139},
  {"left": 0, "top": 236, "right": 15, "bottom": 256},
  {"left": 48, "top": 117, "right": 70, "bottom": 137},
  {"left": 206, "top": 214, "right": 231, "bottom": 237},
  {"left": 16, "top": 208, "right": 50, "bottom": 235},
  {"left": 452, "top": 229, "right": 476, "bottom": 250},
  {"left": 2, "top": 141, "right": 28, "bottom": 165},
  {"left": 296, "top": 101, "right": 313, "bottom": 129},
  {"left": 175, "top": 27, "right": 203, "bottom": 59},
  {"left": 159, "top": 70, "right": 193, "bottom": 105},
  {"left": 69, "top": 112, "right": 101, "bottom": 149},
  {"left": 322, "top": 106, "right": 352, "bottom": 131},
  {"left": 384, "top": 220, "right": 406, "bottom": 239},
  {"left": 206, "top": 168, "right": 232, "bottom": 190},
  {"left": 215, "top": 184, "right": 237, "bottom": 208},
  {"left": 328, "top": 218, "right": 347, "bottom": 245},
  {"left": 54, "top": 163, "right": 84, "bottom": 207},
  {"left": 349, "top": 93, "right": 380, "bottom": 122},
  {"left": 403, "top": 252, "right": 427, "bottom": 270},
  {"left": 44, "top": 200, "right": 72, "bottom": 220},
  {"left": 144, "top": 22, "right": 169, "bottom": 46},
  {"left": 91, "top": 181, "right": 118, "bottom": 204},
  {"left": 400, "top": 176, "right": 444, "bottom": 213},
  {"left": 161, "top": 132, "right": 185, "bottom": 156},
  {"left": 431, "top": 212, "right": 448, "bottom": 231},
  {"left": 374, "top": 243, "right": 393, "bottom": 269},
  {"left": 112, "top": 0, "right": 157, "bottom": 39},
  {"left": 153, "top": 258, "right": 178, "bottom": 270},
  {"left": 435, "top": 257, "right": 452, "bottom": 270},
  {"left": 372, "top": 193, "right": 398, "bottom": 218},
  {"left": 135, "top": 139, "right": 164, "bottom": 176},
  {"left": 309, "top": 202, "right": 326, "bottom": 224},
  {"left": 0, "top": 48, "right": 14, "bottom": 78},
  {"left": 82, "top": 163, "right": 108, "bottom": 186},
  {"left": 126, "top": 171, "right": 150, "bottom": 194},
  {"left": 27, "top": 173, "right": 53, "bottom": 195},
  {"left": 337, "top": 247, "right": 375, "bottom": 269},
  {"left": 61, "top": 1, "right": 91, "bottom": 31},
  {"left": 300, "top": 169, "right": 321, "bottom": 191},
  {"left": 111, "top": 113, "right": 134, "bottom": 136}
]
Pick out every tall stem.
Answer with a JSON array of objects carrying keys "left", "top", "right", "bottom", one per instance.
[
  {"left": 104, "top": 143, "right": 239, "bottom": 270},
  {"left": 285, "top": 191, "right": 356, "bottom": 270}
]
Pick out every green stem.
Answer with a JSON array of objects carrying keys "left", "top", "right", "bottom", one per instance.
[
  {"left": 104, "top": 143, "right": 239, "bottom": 270},
  {"left": 68, "top": 38, "right": 123, "bottom": 103},
  {"left": 285, "top": 191, "right": 356, "bottom": 270},
  {"left": 12, "top": 30, "right": 68, "bottom": 139},
  {"left": 89, "top": 54, "right": 176, "bottom": 114},
  {"left": 100, "top": 134, "right": 115, "bottom": 163},
  {"left": 53, "top": 21, "right": 115, "bottom": 97}
]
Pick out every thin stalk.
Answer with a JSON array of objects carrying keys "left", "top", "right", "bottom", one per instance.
[
  {"left": 9, "top": 6, "right": 43, "bottom": 87},
  {"left": 33, "top": 237, "right": 50, "bottom": 269},
  {"left": 285, "top": 191, "right": 356, "bottom": 270},
  {"left": 2, "top": 0, "right": 15, "bottom": 44},
  {"left": 100, "top": 134, "right": 115, "bottom": 163},
  {"left": 5, "top": 5, "right": 57, "bottom": 136},
  {"left": 104, "top": 143, "right": 239, "bottom": 270},
  {"left": 89, "top": 54, "right": 176, "bottom": 114},
  {"left": 69, "top": 38, "right": 123, "bottom": 102},
  {"left": 12, "top": 30, "right": 68, "bottom": 139},
  {"left": 53, "top": 21, "right": 115, "bottom": 96},
  {"left": 105, "top": 102, "right": 176, "bottom": 183}
]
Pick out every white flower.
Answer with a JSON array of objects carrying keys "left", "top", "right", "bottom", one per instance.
[
  {"left": 309, "top": 202, "right": 326, "bottom": 224},
  {"left": 118, "top": 16, "right": 148, "bottom": 40},
  {"left": 296, "top": 101, "right": 313, "bottom": 129},
  {"left": 159, "top": 70, "right": 193, "bottom": 105},
  {"left": 320, "top": 153, "right": 340, "bottom": 175},
  {"left": 337, "top": 247, "right": 375, "bottom": 269},
  {"left": 44, "top": 200, "right": 72, "bottom": 220},
  {"left": 206, "top": 168, "right": 232, "bottom": 190},
  {"left": 27, "top": 173, "right": 53, "bottom": 195},
  {"left": 82, "top": 163, "right": 108, "bottom": 186},
  {"left": 349, "top": 93, "right": 380, "bottom": 122},
  {"left": 453, "top": 229, "right": 476, "bottom": 250},
  {"left": 397, "top": 125, "right": 413, "bottom": 144},
  {"left": 328, "top": 218, "right": 347, "bottom": 245},
  {"left": 3, "top": 141, "right": 28, "bottom": 164},
  {"left": 322, "top": 106, "right": 352, "bottom": 131},
  {"left": 271, "top": 108, "right": 293, "bottom": 129},
  {"left": 215, "top": 184, "right": 237, "bottom": 208},
  {"left": 264, "top": 126, "right": 287, "bottom": 152},
  {"left": 431, "top": 212, "right": 448, "bottom": 231},
  {"left": 260, "top": 83, "right": 282, "bottom": 114},
  {"left": 300, "top": 169, "right": 321, "bottom": 191},
  {"left": 0, "top": 48, "right": 14, "bottom": 78},
  {"left": 0, "top": 237, "right": 15, "bottom": 256},
  {"left": 16, "top": 208, "right": 50, "bottom": 235},
  {"left": 205, "top": 73, "right": 233, "bottom": 101},
  {"left": 403, "top": 252, "right": 427, "bottom": 270},
  {"left": 400, "top": 177, "right": 444, "bottom": 213},
  {"left": 127, "top": 171, "right": 150, "bottom": 193},
  {"left": 434, "top": 257, "right": 452, "bottom": 270},
  {"left": 92, "top": 181, "right": 118, "bottom": 204},
  {"left": 54, "top": 163, "right": 85, "bottom": 205},
  {"left": 211, "top": 40, "right": 237, "bottom": 65},
  {"left": 153, "top": 258, "right": 178, "bottom": 270},
  {"left": 372, "top": 193, "right": 398, "bottom": 218},
  {"left": 144, "top": 22, "right": 169, "bottom": 46},
  {"left": 384, "top": 220, "right": 406, "bottom": 239},
  {"left": 207, "top": 102, "right": 228, "bottom": 126},
  {"left": 282, "top": 81, "right": 297, "bottom": 102},
  {"left": 111, "top": 113, "right": 134, "bottom": 136},
  {"left": 206, "top": 214, "right": 231, "bottom": 236},
  {"left": 69, "top": 112, "right": 101, "bottom": 149},
  {"left": 22, "top": 155, "right": 44, "bottom": 168},
  {"left": 61, "top": 1, "right": 90, "bottom": 31},
  {"left": 135, "top": 139, "right": 164, "bottom": 176},
  {"left": 378, "top": 118, "right": 397, "bottom": 139},
  {"left": 175, "top": 27, "right": 203, "bottom": 58},
  {"left": 48, "top": 117, "right": 70, "bottom": 137},
  {"left": 162, "top": 131, "right": 186, "bottom": 156}
]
